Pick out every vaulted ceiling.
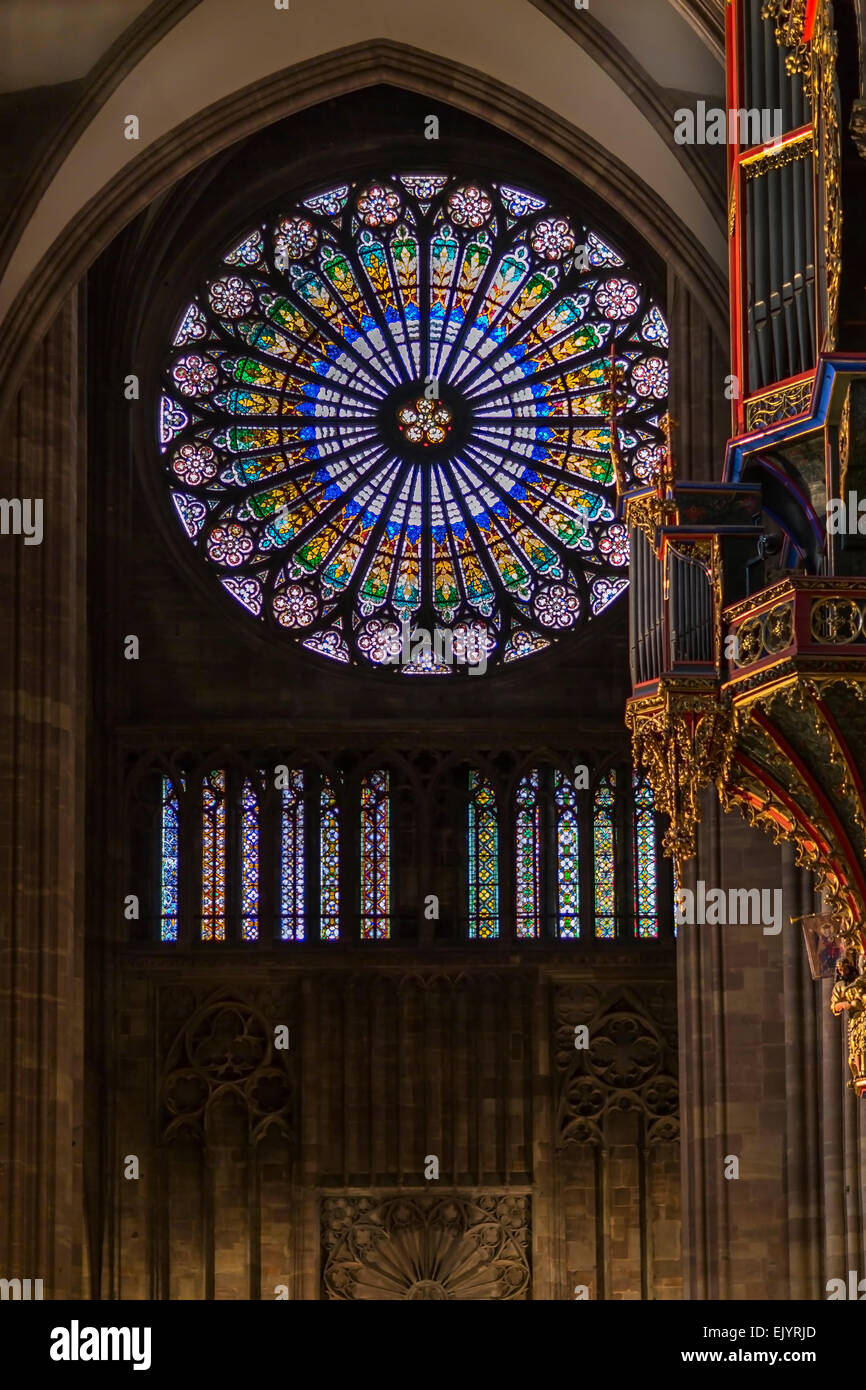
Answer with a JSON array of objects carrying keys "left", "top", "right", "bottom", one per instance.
[
  {"left": 0, "top": 0, "right": 725, "bottom": 93},
  {"left": 0, "top": 0, "right": 728, "bottom": 417}
]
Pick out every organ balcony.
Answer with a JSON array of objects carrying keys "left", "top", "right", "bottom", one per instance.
[{"left": 624, "top": 357, "right": 866, "bottom": 1096}]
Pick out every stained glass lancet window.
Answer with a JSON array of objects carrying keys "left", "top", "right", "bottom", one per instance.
[
  {"left": 360, "top": 770, "right": 390, "bottom": 940},
  {"left": 593, "top": 770, "right": 616, "bottom": 939},
  {"left": 153, "top": 759, "right": 668, "bottom": 942},
  {"left": 554, "top": 771, "right": 581, "bottom": 938},
  {"left": 515, "top": 771, "right": 541, "bottom": 939},
  {"left": 320, "top": 778, "right": 340, "bottom": 940},
  {"left": 158, "top": 175, "right": 668, "bottom": 674},
  {"left": 633, "top": 771, "right": 659, "bottom": 939},
  {"left": 201, "top": 770, "right": 226, "bottom": 942},
  {"left": 468, "top": 771, "right": 499, "bottom": 939},
  {"left": 160, "top": 777, "right": 180, "bottom": 942},
  {"left": 280, "top": 769, "right": 305, "bottom": 941},
  {"left": 240, "top": 777, "right": 260, "bottom": 941}
]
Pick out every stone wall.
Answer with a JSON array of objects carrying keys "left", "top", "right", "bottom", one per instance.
[{"left": 102, "top": 954, "right": 679, "bottom": 1300}]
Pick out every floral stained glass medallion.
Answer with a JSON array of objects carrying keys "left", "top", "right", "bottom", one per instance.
[{"left": 158, "top": 174, "right": 668, "bottom": 673}]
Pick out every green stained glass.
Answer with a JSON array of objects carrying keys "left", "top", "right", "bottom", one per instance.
[
  {"left": 160, "top": 175, "right": 668, "bottom": 674},
  {"left": 633, "top": 771, "right": 659, "bottom": 938},
  {"left": 468, "top": 771, "right": 499, "bottom": 939},
  {"left": 593, "top": 770, "right": 616, "bottom": 939},
  {"left": 555, "top": 771, "right": 580, "bottom": 938},
  {"left": 515, "top": 771, "right": 540, "bottom": 939}
]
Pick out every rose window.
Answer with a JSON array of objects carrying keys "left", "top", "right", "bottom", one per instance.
[{"left": 158, "top": 173, "right": 669, "bottom": 673}]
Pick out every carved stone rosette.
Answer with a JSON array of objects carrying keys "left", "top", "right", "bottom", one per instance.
[{"left": 321, "top": 1194, "right": 531, "bottom": 1300}]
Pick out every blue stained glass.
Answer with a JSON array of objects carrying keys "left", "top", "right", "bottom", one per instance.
[
  {"left": 320, "top": 778, "right": 340, "bottom": 940},
  {"left": 160, "top": 175, "right": 667, "bottom": 673},
  {"left": 281, "top": 770, "right": 305, "bottom": 941},
  {"left": 515, "top": 771, "right": 540, "bottom": 939},
  {"left": 555, "top": 772, "right": 580, "bottom": 939},
  {"left": 160, "top": 777, "right": 180, "bottom": 942}
]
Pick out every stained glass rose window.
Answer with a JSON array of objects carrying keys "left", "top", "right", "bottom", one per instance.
[{"left": 158, "top": 173, "right": 668, "bottom": 673}]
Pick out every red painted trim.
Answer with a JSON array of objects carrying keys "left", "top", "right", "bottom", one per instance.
[
  {"left": 738, "top": 122, "right": 812, "bottom": 164},
  {"left": 731, "top": 751, "right": 862, "bottom": 921},
  {"left": 803, "top": 0, "right": 820, "bottom": 42},
  {"left": 750, "top": 710, "right": 866, "bottom": 902},
  {"left": 742, "top": 366, "right": 816, "bottom": 403},
  {"left": 727, "top": 1, "right": 743, "bottom": 432}
]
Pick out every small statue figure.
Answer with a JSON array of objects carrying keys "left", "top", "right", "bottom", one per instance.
[{"left": 830, "top": 952, "right": 866, "bottom": 1097}]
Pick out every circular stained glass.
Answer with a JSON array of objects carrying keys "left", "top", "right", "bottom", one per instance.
[{"left": 158, "top": 173, "right": 669, "bottom": 674}]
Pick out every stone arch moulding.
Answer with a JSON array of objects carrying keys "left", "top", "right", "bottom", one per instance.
[{"left": 0, "top": 37, "right": 726, "bottom": 426}]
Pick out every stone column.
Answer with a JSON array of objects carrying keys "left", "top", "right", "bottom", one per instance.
[
  {"left": 819, "top": 970, "right": 866, "bottom": 1293},
  {"left": 780, "top": 841, "right": 822, "bottom": 1298},
  {"left": 0, "top": 292, "right": 86, "bottom": 1298},
  {"left": 679, "top": 789, "right": 797, "bottom": 1298},
  {"left": 679, "top": 788, "right": 866, "bottom": 1299}
]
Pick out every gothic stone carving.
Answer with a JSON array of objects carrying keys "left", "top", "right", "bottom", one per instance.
[
  {"left": 554, "top": 984, "right": 679, "bottom": 1146},
  {"left": 158, "top": 988, "right": 294, "bottom": 1144},
  {"left": 321, "top": 1194, "right": 531, "bottom": 1300}
]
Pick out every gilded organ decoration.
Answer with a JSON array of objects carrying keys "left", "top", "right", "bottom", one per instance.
[
  {"left": 625, "top": 684, "right": 734, "bottom": 879},
  {"left": 830, "top": 959, "right": 866, "bottom": 1098},
  {"left": 762, "top": 0, "right": 841, "bottom": 350},
  {"left": 744, "top": 380, "right": 814, "bottom": 431}
]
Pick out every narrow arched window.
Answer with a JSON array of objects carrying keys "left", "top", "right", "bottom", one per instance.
[
  {"left": 320, "top": 778, "right": 341, "bottom": 941},
  {"left": 468, "top": 771, "right": 499, "bottom": 939},
  {"left": 240, "top": 777, "right": 261, "bottom": 941},
  {"left": 280, "top": 769, "right": 305, "bottom": 941},
  {"left": 515, "top": 771, "right": 541, "bottom": 939},
  {"left": 160, "top": 776, "right": 181, "bottom": 943},
  {"left": 554, "top": 771, "right": 581, "bottom": 939},
  {"left": 593, "top": 770, "right": 617, "bottom": 939},
  {"left": 201, "top": 770, "right": 227, "bottom": 941},
  {"left": 361, "top": 770, "right": 390, "bottom": 940},
  {"left": 633, "top": 771, "right": 659, "bottom": 939}
]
